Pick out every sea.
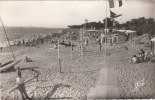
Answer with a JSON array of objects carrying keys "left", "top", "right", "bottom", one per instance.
[{"left": 0, "top": 27, "right": 63, "bottom": 47}]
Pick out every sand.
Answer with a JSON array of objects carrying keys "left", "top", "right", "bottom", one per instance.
[{"left": 0, "top": 37, "right": 155, "bottom": 99}]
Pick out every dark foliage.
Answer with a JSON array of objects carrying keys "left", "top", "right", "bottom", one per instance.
[
  {"left": 68, "top": 17, "right": 155, "bottom": 36},
  {"left": 119, "top": 17, "right": 154, "bottom": 36}
]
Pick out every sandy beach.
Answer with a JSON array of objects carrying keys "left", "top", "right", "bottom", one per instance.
[
  {"left": 0, "top": 0, "right": 154, "bottom": 99},
  {"left": 0, "top": 36, "right": 155, "bottom": 99}
]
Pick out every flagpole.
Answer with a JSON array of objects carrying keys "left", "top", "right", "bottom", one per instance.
[
  {"left": 71, "top": 42, "right": 72, "bottom": 58},
  {"left": 80, "top": 29, "right": 83, "bottom": 58},
  {"left": 58, "top": 39, "right": 61, "bottom": 73}
]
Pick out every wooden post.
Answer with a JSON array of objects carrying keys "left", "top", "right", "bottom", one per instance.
[
  {"left": 80, "top": 29, "right": 83, "bottom": 57},
  {"left": 153, "top": 41, "right": 155, "bottom": 56},
  {"left": 58, "top": 40, "right": 61, "bottom": 73},
  {"left": 71, "top": 42, "right": 73, "bottom": 59},
  {"left": 13, "top": 91, "right": 15, "bottom": 100},
  {"left": 132, "top": 33, "right": 133, "bottom": 48},
  {"left": 81, "top": 31, "right": 83, "bottom": 57},
  {"left": 71, "top": 35, "right": 73, "bottom": 58}
]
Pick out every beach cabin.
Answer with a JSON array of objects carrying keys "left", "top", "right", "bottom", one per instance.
[
  {"left": 113, "top": 30, "right": 137, "bottom": 45},
  {"left": 151, "top": 37, "right": 155, "bottom": 56},
  {"left": 87, "top": 30, "right": 100, "bottom": 36},
  {"left": 116, "top": 30, "right": 137, "bottom": 40}
]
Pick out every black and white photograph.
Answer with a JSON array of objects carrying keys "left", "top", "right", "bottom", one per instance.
[{"left": 0, "top": 0, "right": 155, "bottom": 99}]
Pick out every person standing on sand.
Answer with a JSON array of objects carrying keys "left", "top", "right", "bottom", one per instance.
[
  {"left": 22, "top": 39, "right": 25, "bottom": 46},
  {"left": 140, "top": 49, "right": 145, "bottom": 63},
  {"left": 16, "top": 67, "right": 30, "bottom": 100},
  {"left": 99, "top": 42, "right": 102, "bottom": 52},
  {"left": 0, "top": 47, "right": 3, "bottom": 52}
]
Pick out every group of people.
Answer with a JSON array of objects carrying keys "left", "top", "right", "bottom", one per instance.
[
  {"left": 131, "top": 49, "right": 150, "bottom": 64},
  {"left": 24, "top": 56, "right": 33, "bottom": 62},
  {"left": 14, "top": 36, "right": 45, "bottom": 47},
  {"left": 14, "top": 33, "right": 58, "bottom": 47}
]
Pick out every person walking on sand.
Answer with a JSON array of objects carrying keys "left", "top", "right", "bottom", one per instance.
[{"left": 16, "top": 68, "right": 30, "bottom": 100}]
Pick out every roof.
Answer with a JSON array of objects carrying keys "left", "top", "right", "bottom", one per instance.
[
  {"left": 125, "top": 30, "right": 136, "bottom": 33},
  {"left": 87, "top": 30, "right": 100, "bottom": 32},
  {"left": 116, "top": 30, "right": 136, "bottom": 34}
]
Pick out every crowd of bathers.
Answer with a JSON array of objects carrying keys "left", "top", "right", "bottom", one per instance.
[{"left": 14, "top": 34, "right": 47, "bottom": 47}]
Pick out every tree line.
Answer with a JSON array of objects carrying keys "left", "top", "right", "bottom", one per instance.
[{"left": 68, "top": 17, "right": 154, "bottom": 36}]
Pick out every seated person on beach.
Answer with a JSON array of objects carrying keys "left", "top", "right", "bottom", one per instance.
[
  {"left": 25, "top": 57, "right": 33, "bottom": 62},
  {"left": 131, "top": 55, "right": 138, "bottom": 64},
  {"left": 54, "top": 43, "right": 58, "bottom": 49},
  {"left": 50, "top": 43, "right": 58, "bottom": 49}
]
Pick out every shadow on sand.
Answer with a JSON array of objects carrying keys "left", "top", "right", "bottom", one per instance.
[
  {"left": 0, "top": 66, "right": 39, "bottom": 74},
  {"left": 44, "top": 83, "right": 71, "bottom": 99}
]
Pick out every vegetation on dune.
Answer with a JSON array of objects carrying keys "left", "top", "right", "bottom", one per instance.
[{"left": 68, "top": 17, "right": 155, "bottom": 36}]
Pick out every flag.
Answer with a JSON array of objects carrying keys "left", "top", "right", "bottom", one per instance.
[
  {"left": 108, "top": 0, "right": 123, "bottom": 8},
  {"left": 109, "top": 0, "right": 114, "bottom": 8},
  {"left": 118, "top": 0, "right": 122, "bottom": 7},
  {"left": 110, "top": 10, "right": 122, "bottom": 18},
  {"left": 85, "top": 19, "right": 88, "bottom": 22}
]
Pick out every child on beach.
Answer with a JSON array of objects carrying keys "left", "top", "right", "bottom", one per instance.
[
  {"left": 16, "top": 68, "right": 30, "bottom": 100},
  {"left": 25, "top": 57, "right": 33, "bottom": 62}
]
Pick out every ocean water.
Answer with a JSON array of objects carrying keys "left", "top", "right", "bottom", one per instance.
[{"left": 0, "top": 27, "right": 63, "bottom": 47}]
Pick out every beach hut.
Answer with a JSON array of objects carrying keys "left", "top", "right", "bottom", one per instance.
[
  {"left": 116, "top": 30, "right": 137, "bottom": 46},
  {"left": 116, "top": 30, "right": 137, "bottom": 39},
  {"left": 151, "top": 37, "right": 155, "bottom": 56}
]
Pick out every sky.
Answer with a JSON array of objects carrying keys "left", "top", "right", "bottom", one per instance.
[{"left": 0, "top": 0, "right": 154, "bottom": 28}]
